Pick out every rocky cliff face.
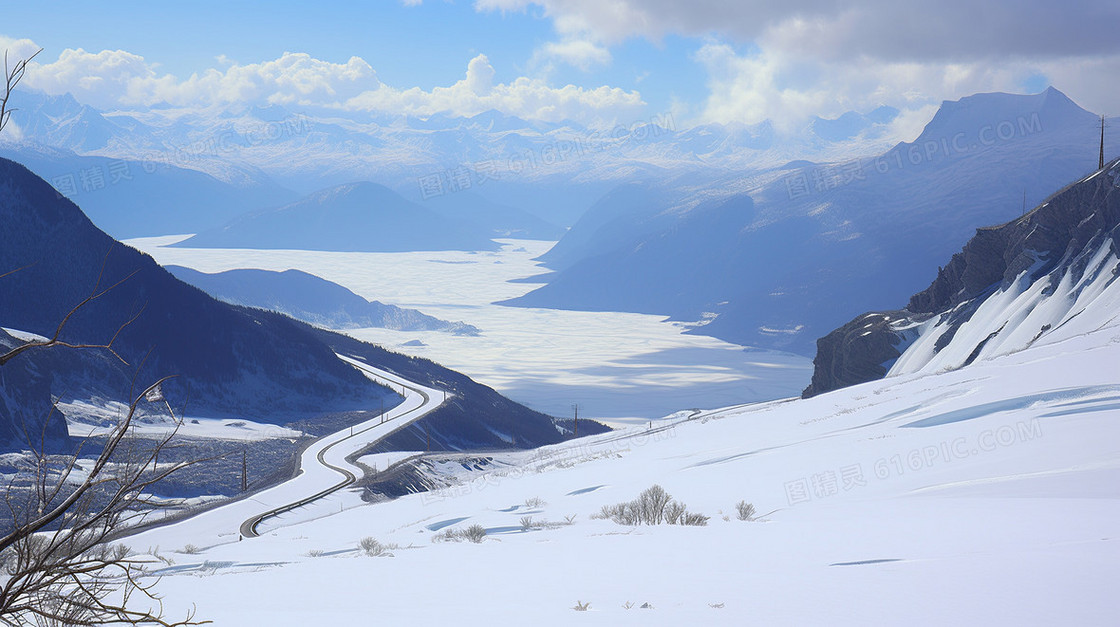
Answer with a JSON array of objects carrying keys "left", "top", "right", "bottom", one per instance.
[
  {"left": 800, "top": 311, "right": 915, "bottom": 398},
  {"left": 805, "top": 157, "right": 1120, "bottom": 397}
]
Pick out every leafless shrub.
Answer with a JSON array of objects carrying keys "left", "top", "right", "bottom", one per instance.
[
  {"left": 179, "top": 544, "right": 201, "bottom": 555},
  {"left": 523, "top": 497, "right": 546, "bottom": 508},
  {"left": 572, "top": 601, "right": 590, "bottom": 612},
  {"left": 663, "top": 501, "right": 686, "bottom": 525},
  {"left": 633, "top": 485, "right": 671, "bottom": 525},
  {"left": 462, "top": 524, "right": 487, "bottom": 544},
  {"left": 519, "top": 516, "right": 534, "bottom": 531},
  {"left": 305, "top": 549, "right": 325, "bottom": 558},
  {"left": 680, "top": 512, "right": 710, "bottom": 527},
  {"left": 736, "top": 501, "right": 756, "bottom": 521},
  {"left": 359, "top": 537, "right": 392, "bottom": 557},
  {"left": 431, "top": 528, "right": 460, "bottom": 543},
  {"left": 596, "top": 485, "right": 708, "bottom": 528}
]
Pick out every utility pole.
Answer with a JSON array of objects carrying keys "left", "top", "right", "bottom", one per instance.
[
  {"left": 1101, "top": 115, "right": 1107, "bottom": 171},
  {"left": 571, "top": 403, "right": 579, "bottom": 438}
]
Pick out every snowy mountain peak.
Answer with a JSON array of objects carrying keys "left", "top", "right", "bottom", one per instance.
[{"left": 914, "top": 87, "right": 1096, "bottom": 146}]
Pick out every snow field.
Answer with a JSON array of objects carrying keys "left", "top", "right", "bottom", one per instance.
[{"left": 125, "top": 317, "right": 1120, "bottom": 625}]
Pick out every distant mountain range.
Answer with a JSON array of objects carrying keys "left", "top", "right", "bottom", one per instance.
[
  {"left": 804, "top": 156, "right": 1120, "bottom": 396},
  {"left": 504, "top": 88, "right": 1119, "bottom": 355},
  {"left": 178, "top": 182, "right": 501, "bottom": 252},
  {"left": 166, "top": 265, "right": 480, "bottom": 335},
  {"left": 0, "top": 156, "right": 601, "bottom": 454},
  {"left": 0, "top": 143, "right": 297, "bottom": 238},
  {"left": 3, "top": 88, "right": 907, "bottom": 232}
]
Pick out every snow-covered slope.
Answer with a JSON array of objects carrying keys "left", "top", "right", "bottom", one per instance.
[
  {"left": 806, "top": 156, "right": 1120, "bottom": 396},
  {"left": 120, "top": 287, "right": 1120, "bottom": 625}
]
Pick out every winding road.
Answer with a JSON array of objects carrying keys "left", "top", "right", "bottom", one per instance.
[
  {"left": 237, "top": 356, "right": 445, "bottom": 538},
  {"left": 130, "top": 355, "right": 447, "bottom": 548}
]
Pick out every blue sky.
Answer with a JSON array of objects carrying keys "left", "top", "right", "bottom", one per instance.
[{"left": 2, "top": 1, "right": 1117, "bottom": 130}]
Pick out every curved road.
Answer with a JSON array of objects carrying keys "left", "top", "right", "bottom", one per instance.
[
  {"left": 238, "top": 356, "right": 442, "bottom": 538},
  {"left": 129, "top": 355, "right": 447, "bottom": 548}
]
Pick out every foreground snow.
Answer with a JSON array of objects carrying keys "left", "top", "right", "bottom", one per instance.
[{"left": 123, "top": 311, "right": 1120, "bottom": 624}]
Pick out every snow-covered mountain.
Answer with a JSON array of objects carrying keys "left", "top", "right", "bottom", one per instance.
[
  {"left": 805, "top": 156, "right": 1120, "bottom": 396},
  {"left": 505, "top": 88, "right": 1118, "bottom": 355}
]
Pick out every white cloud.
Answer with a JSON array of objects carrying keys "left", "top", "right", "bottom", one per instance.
[
  {"left": 477, "top": 1, "right": 1120, "bottom": 129},
  {"left": 20, "top": 46, "right": 379, "bottom": 110},
  {"left": 534, "top": 39, "right": 611, "bottom": 71},
  {"left": 346, "top": 54, "right": 644, "bottom": 124},
  {"left": 693, "top": 41, "right": 1056, "bottom": 132},
  {"left": 11, "top": 39, "right": 643, "bottom": 126},
  {"left": 0, "top": 36, "right": 42, "bottom": 63}
]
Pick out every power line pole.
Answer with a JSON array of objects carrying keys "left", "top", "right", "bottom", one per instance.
[
  {"left": 571, "top": 403, "right": 579, "bottom": 438},
  {"left": 1101, "top": 115, "right": 1107, "bottom": 171}
]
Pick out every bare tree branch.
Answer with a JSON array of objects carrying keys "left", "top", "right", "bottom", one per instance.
[
  {"left": 0, "top": 247, "right": 207, "bottom": 623},
  {"left": 0, "top": 47, "right": 41, "bottom": 135},
  {"left": 0, "top": 372, "right": 210, "bottom": 625},
  {"left": 0, "top": 246, "right": 143, "bottom": 367}
]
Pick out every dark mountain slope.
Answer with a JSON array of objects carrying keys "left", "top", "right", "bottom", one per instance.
[{"left": 0, "top": 157, "right": 390, "bottom": 423}]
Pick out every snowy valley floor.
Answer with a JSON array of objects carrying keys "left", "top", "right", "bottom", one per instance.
[
  {"left": 124, "top": 236, "right": 811, "bottom": 423},
  {"left": 124, "top": 311, "right": 1120, "bottom": 625}
]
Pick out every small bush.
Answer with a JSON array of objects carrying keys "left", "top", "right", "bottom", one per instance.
[
  {"left": 680, "top": 512, "right": 709, "bottom": 526},
  {"left": 524, "top": 497, "right": 546, "bottom": 508},
  {"left": 634, "top": 485, "right": 672, "bottom": 525},
  {"left": 596, "top": 485, "right": 707, "bottom": 527},
  {"left": 180, "top": 544, "right": 201, "bottom": 555},
  {"left": 432, "top": 528, "right": 459, "bottom": 543},
  {"left": 663, "top": 501, "right": 686, "bottom": 525},
  {"left": 520, "top": 516, "right": 534, "bottom": 531},
  {"left": 306, "top": 549, "right": 325, "bottom": 557},
  {"left": 462, "top": 524, "right": 487, "bottom": 543},
  {"left": 360, "top": 537, "right": 392, "bottom": 557},
  {"left": 736, "top": 501, "right": 756, "bottom": 521},
  {"left": 572, "top": 601, "right": 591, "bottom": 612}
]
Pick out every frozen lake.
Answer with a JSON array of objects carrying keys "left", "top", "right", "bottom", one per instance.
[{"left": 126, "top": 236, "right": 812, "bottom": 424}]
